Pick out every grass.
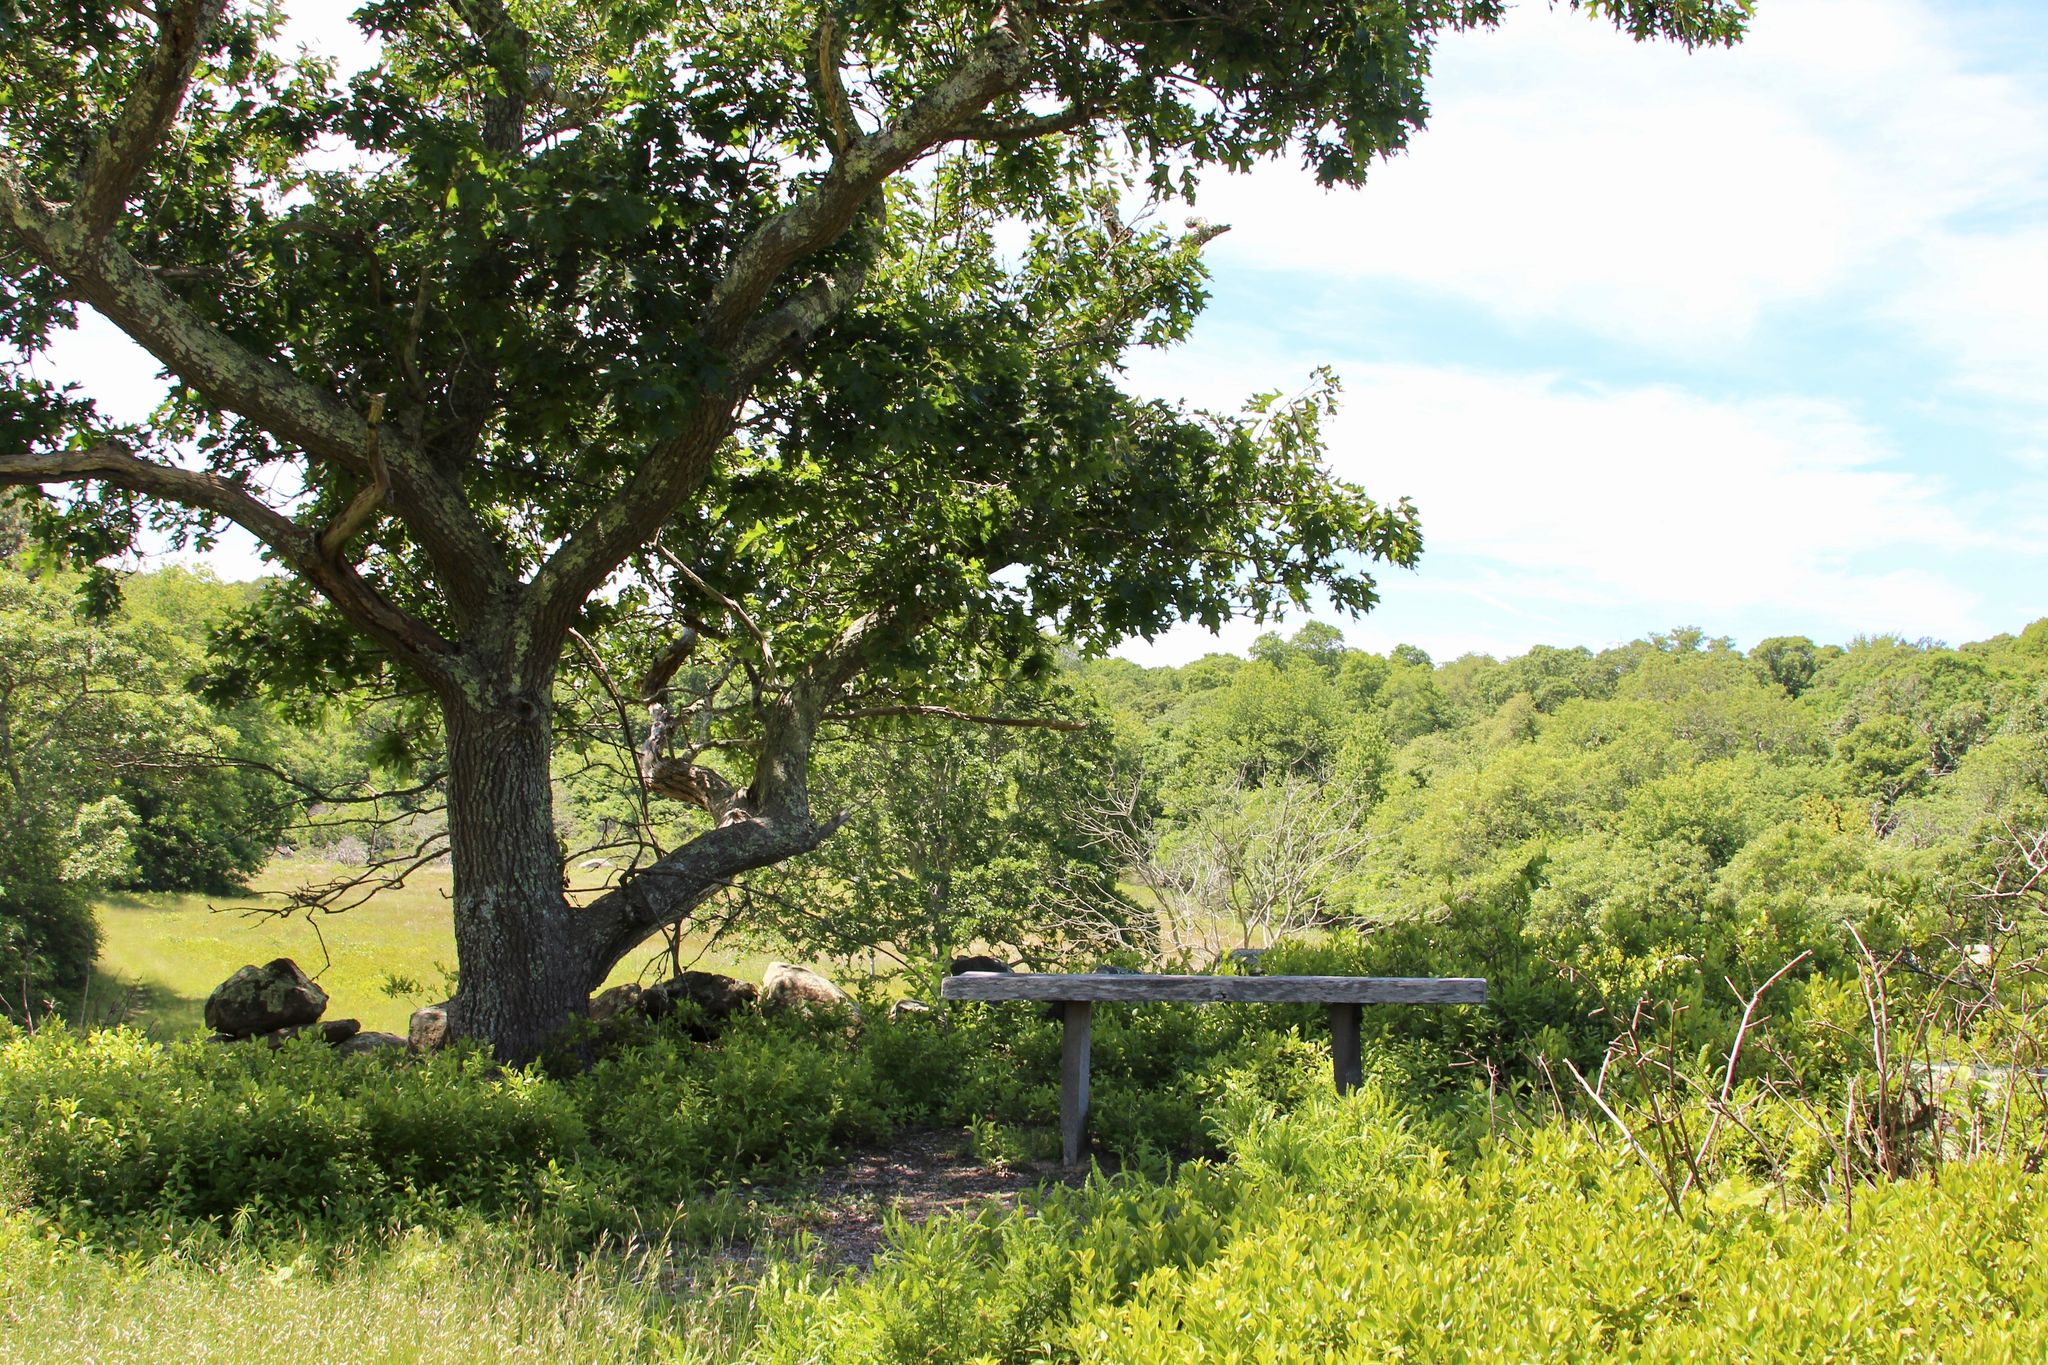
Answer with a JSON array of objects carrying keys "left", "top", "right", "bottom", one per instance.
[
  {"left": 90, "top": 859, "right": 785, "bottom": 1037},
  {"left": 0, "top": 1215, "right": 753, "bottom": 1364}
]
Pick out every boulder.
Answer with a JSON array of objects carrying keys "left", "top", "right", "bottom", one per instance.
[
  {"left": 203, "top": 958, "right": 328, "bottom": 1038},
  {"left": 947, "top": 954, "right": 1011, "bottom": 976},
  {"left": 338, "top": 1030, "right": 407, "bottom": 1056},
  {"left": 890, "top": 999, "right": 932, "bottom": 1020},
  {"left": 645, "top": 971, "right": 759, "bottom": 1038},
  {"left": 589, "top": 982, "right": 644, "bottom": 1023},
  {"left": 320, "top": 1017, "right": 362, "bottom": 1044},
  {"left": 409, "top": 1004, "right": 452, "bottom": 1052},
  {"left": 650, "top": 970, "right": 758, "bottom": 1017},
  {"left": 760, "top": 962, "right": 860, "bottom": 1020}
]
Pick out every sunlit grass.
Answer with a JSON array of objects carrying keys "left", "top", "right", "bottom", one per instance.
[
  {"left": 90, "top": 859, "right": 782, "bottom": 1037},
  {"left": 0, "top": 1215, "right": 754, "bottom": 1364}
]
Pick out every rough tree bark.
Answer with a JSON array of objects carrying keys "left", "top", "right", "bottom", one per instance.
[{"left": 439, "top": 694, "right": 589, "bottom": 1062}]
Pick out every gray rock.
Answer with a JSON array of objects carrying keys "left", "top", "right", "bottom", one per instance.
[
  {"left": 760, "top": 962, "right": 860, "bottom": 1020},
  {"left": 338, "top": 1030, "right": 407, "bottom": 1056},
  {"left": 589, "top": 982, "right": 644, "bottom": 1023},
  {"left": 947, "top": 954, "right": 1011, "bottom": 976},
  {"left": 890, "top": 999, "right": 932, "bottom": 1019},
  {"left": 643, "top": 970, "right": 757, "bottom": 1023},
  {"left": 320, "top": 1017, "right": 362, "bottom": 1044},
  {"left": 203, "top": 958, "right": 328, "bottom": 1038},
  {"left": 409, "top": 1004, "right": 451, "bottom": 1052}
]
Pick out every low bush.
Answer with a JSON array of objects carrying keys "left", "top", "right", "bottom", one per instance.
[
  {"left": 0, "top": 1028, "right": 585, "bottom": 1232},
  {"left": 747, "top": 1090, "right": 2048, "bottom": 1364},
  {"left": 0, "top": 981, "right": 1432, "bottom": 1247}
]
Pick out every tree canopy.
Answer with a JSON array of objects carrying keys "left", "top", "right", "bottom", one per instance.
[{"left": 0, "top": 0, "right": 1749, "bottom": 1058}]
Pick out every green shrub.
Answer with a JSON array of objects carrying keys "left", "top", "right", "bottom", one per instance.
[
  {"left": 0, "top": 1028, "right": 584, "bottom": 1233},
  {"left": 0, "top": 803, "right": 100, "bottom": 1015},
  {"left": 748, "top": 1091, "right": 2048, "bottom": 1364}
]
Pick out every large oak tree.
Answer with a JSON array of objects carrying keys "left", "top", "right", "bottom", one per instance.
[{"left": 0, "top": 0, "right": 1746, "bottom": 1060}]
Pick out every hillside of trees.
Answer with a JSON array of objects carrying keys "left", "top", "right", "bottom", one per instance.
[{"left": 9, "top": 514, "right": 2046, "bottom": 1091}]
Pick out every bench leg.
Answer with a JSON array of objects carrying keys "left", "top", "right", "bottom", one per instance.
[
  {"left": 1061, "top": 1000, "right": 1092, "bottom": 1167},
  {"left": 1330, "top": 1003, "right": 1362, "bottom": 1094}
]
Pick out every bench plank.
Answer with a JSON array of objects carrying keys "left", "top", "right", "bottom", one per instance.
[{"left": 940, "top": 973, "right": 1486, "bottom": 1005}]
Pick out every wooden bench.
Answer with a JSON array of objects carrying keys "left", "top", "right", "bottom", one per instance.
[{"left": 939, "top": 972, "right": 1488, "bottom": 1165}]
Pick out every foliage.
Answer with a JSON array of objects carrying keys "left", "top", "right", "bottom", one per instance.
[
  {"left": 0, "top": 0, "right": 1751, "bottom": 1058},
  {"left": 754, "top": 688, "right": 1141, "bottom": 982},
  {"left": 745, "top": 1094, "right": 2048, "bottom": 1364},
  {"left": 0, "top": 563, "right": 284, "bottom": 1008}
]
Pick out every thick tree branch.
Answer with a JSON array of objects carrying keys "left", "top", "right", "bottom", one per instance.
[
  {"left": 729, "top": 257, "right": 877, "bottom": 376},
  {"left": 522, "top": 7, "right": 1041, "bottom": 651},
  {"left": 701, "top": 7, "right": 1036, "bottom": 348},
  {"left": 954, "top": 101, "right": 1099, "bottom": 144},
  {"left": 582, "top": 608, "right": 906, "bottom": 966},
  {"left": 0, "top": 167, "right": 512, "bottom": 629},
  {"left": 72, "top": 0, "right": 228, "bottom": 237},
  {"left": 576, "top": 815, "right": 844, "bottom": 980},
  {"left": 0, "top": 441, "right": 457, "bottom": 681},
  {"left": 637, "top": 627, "right": 700, "bottom": 703},
  {"left": 811, "top": 14, "right": 859, "bottom": 154},
  {"left": 448, "top": 0, "right": 532, "bottom": 155},
  {"left": 0, "top": 170, "right": 374, "bottom": 473},
  {"left": 317, "top": 396, "right": 392, "bottom": 561}
]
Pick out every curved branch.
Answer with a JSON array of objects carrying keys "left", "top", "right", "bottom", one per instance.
[
  {"left": 522, "top": 7, "right": 1041, "bottom": 650},
  {"left": 0, "top": 169, "right": 375, "bottom": 475},
  {"left": 1, "top": 170, "right": 512, "bottom": 624},
  {"left": 701, "top": 7, "right": 1036, "bottom": 348},
  {"left": 954, "top": 101, "right": 1098, "bottom": 145},
  {"left": 0, "top": 441, "right": 457, "bottom": 682},
  {"left": 637, "top": 627, "right": 700, "bottom": 703},
  {"left": 73, "top": 0, "right": 228, "bottom": 236},
  {"left": 811, "top": 13, "right": 859, "bottom": 154},
  {"left": 652, "top": 543, "right": 775, "bottom": 678}
]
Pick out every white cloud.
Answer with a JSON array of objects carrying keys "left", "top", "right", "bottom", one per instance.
[
  {"left": 1890, "top": 225, "right": 2048, "bottom": 409},
  {"left": 1115, "top": 344, "right": 2005, "bottom": 661},
  {"left": 1321, "top": 365, "right": 1975, "bottom": 604},
  {"left": 1190, "top": 0, "right": 2048, "bottom": 372}
]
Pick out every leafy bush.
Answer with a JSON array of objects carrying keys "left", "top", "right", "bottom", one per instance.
[
  {"left": 0, "top": 1029, "right": 585, "bottom": 1230},
  {"left": 748, "top": 1092, "right": 2048, "bottom": 1363},
  {"left": 0, "top": 804, "right": 100, "bottom": 1014},
  {"left": 117, "top": 766, "right": 293, "bottom": 895}
]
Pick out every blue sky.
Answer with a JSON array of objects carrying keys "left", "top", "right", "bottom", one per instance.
[
  {"left": 48, "top": 0, "right": 2048, "bottom": 669},
  {"left": 1117, "top": 0, "right": 2048, "bottom": 666}
]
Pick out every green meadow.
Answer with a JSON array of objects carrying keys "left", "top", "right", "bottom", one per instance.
[{"left": 90, "top": 861, "right": 780, "bottom": 1038}]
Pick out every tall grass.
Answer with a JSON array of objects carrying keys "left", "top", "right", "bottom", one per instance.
[{"left": 0, "top": 1215, "right": 753, "bottom": 1364}]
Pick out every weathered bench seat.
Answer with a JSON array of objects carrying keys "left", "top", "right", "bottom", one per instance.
[{"left": 940, "top": 971, "right": 1487, "bottom": 1165}]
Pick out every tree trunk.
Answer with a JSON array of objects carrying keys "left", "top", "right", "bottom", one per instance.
[{"left": 442, "top": 694, "right": 588, "bottom": 1064}]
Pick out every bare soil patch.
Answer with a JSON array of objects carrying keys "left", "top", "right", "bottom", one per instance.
[{"left": 765, "top": 1127, "right": 1090, "bottom": 1269}]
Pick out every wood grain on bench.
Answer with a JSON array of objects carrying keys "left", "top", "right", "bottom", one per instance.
[{"left": 940, "top": 973, "right": 1487, "bottom": 1004}]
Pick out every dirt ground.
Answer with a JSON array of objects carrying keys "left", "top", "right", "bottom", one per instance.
[{"left": 760, "top": 1127, "right": 1089, "bottom": 1267}]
